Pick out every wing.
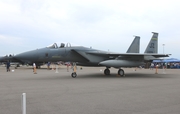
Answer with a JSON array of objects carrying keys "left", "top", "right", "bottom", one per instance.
[
  {"left": 71, "top": 49, "right": 170, "bottom": 62},
  {"left": 71, "top": 49, "right": 171, "bottom": 68},
  {"left": 71, "top": 49, "right": 90, "bottom": 62},
  {"left": 86, "top": 52, "right": 170, "bottom": 59}
]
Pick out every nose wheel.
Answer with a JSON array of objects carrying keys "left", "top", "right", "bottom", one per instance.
[
  {"left": 71, "top": 72, "right": 77, "bottom": 78},
  {"left": 118, "top": 69, "right": 125, "bottom": 77}
]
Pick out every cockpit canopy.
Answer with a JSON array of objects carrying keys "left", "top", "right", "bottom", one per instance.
[{"left": 46, "top": 43, "right": 74, "bottom": 48}]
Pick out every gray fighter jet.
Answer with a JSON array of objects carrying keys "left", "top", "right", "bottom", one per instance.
[
  {"left": 13, "top": 32, "right": 170, "bottom": 78},
  {"left": 0, "top": 36, "right": 139, "bottom": 68}
]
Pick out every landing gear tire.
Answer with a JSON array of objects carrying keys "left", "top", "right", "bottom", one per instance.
[
  {"left": 104, "top": 69, "right": 110, "bottom": 75},
  {"left": 118, "top": 69, "right": 125, "bottom": 77},
  {"left": 71, "top": 72, "right": 77, "bottom": 78}
]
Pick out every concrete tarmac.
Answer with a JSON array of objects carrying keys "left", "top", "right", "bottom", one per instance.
[{"left": 0, "top": 65, "right": 180, "bottom": 114}]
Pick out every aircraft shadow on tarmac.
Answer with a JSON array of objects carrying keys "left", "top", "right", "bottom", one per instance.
[
  {"left": 22, "top": 72, "right": 177, "bottom": 81},
  {"left": 72, "top": 73, "right": 177, "bottom": 79}
]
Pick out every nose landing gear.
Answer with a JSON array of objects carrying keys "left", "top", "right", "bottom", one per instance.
[
  {"left": 71, "top": 72, "right": 77, "bottom": 78},
  {"left": 71, "top": 63, "right": 77, "bottom": 78}
]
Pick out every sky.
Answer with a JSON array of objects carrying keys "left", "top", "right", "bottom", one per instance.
[{"left": 0, "top": 0, "right": 180, "bottom": 58}]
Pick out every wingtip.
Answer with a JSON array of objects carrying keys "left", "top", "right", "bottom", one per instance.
[
  {"left": 133, "top": 35, "right": 140, "bottom": 38},
  {"left": 152, "top": 32, "right": 158, "bottom": 34}
]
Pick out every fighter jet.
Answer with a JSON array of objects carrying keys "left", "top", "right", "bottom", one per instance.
[
  {"left": 1, "top": 36, "right": 140, "bottom": 68},
  {"left": 13, "top": 32, "right": 170, "bottom": 78}
]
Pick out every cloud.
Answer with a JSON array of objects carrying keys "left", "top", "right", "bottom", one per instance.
[
  {"left": 0, "top": 34, "right": 24, "bottom": 45},
  {"left": 0, "top": 34, "right": 27, "bottom": 55},
  {"left": 0, "top": 0, "right": 180, "bottom": 58}
]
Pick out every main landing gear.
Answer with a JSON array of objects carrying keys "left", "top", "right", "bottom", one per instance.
[
  {"left": 104, "top": 68, "right": 125, "bottom": 77},
  {"left": 104, "top": 68, "right": 110, "bottom": 75},
  {"left": 70, "top": 65, "right": 125, "bottom": 78},
  {"left": 118, "top": 69, "right": 125, "bottom": 77}
]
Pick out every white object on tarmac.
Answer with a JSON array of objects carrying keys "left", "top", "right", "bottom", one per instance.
[
  {"left": 21, "top": 93, "right": 26, "bottom": 114},
  {"left": 55, "top": 65, "right": 59, "bottom": 73}
]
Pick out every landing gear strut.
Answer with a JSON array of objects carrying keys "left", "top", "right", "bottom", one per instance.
[
  {"left": 104, "top": 68, "right": 110, "bottom": 75},
  {"left": 118, "top": 69, "right": 125, "bottom": 77},
  {"left": 71, "top": 63, "right": 77, "bottom": 78}
]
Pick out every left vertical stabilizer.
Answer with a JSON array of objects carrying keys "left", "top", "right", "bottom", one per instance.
[{"left": 126, "top": 36, "right": 140, "bottom": 53}]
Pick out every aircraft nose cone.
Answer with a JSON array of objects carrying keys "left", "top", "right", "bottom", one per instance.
[
  {"left": 14, "top": 50, "right": 38, "bottom": 63},
  {"left": 14, "top": 54, "right": 24, "bottom": 60},
  {"left": 14, "top": 52, "right": 32, "bottom": 61}
]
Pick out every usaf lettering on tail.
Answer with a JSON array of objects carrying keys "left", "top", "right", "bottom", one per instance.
[{"left": 144, "top": 32, "right": 158, "bottom": 53}]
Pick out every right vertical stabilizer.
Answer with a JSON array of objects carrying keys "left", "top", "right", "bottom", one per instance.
[
  {"left": 144, "top": 32, "right": 158, "bottom": 53},
  {"left": 126, "top": 36, "right": 140, "bottom": 53}
]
